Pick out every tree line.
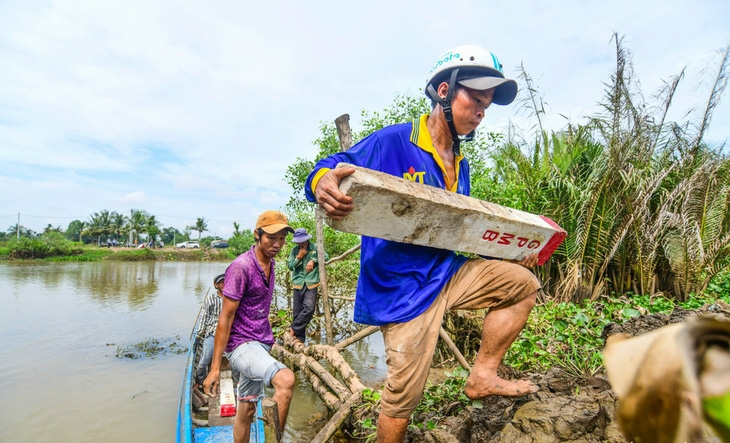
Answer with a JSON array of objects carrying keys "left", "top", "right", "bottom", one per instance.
[{"left": 4, "top": 211, "right": 214, "bottom": 247}]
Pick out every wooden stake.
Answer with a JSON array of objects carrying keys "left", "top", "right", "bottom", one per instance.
[
  {"left": 317, "top": 113, "right": 355, "bottom": 345},
  {"left": 262, "top": 398, "right": 282, "bottom": 443},
  {"left": 316, "top": 208, "right": 333, "bottom": 345},
  {"left": 334, "top": 114, "right": 353, "bottom": 151}
]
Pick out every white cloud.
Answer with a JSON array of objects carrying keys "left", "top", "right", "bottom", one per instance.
[{"left": 118, "top": 191, "right": 146, "bottom": 205}]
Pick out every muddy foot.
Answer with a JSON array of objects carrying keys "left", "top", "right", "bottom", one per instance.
[{"left": 464, "top": 374, "right": 539, "bottom": 399}]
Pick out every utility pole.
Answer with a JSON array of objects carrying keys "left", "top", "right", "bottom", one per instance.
[{"left": 17, "top": 213, "right": 20, "bottom": 239}]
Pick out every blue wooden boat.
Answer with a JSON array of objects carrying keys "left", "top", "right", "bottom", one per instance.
[{"left": 176, "top": 309, "right": 266, "bottom": 443}]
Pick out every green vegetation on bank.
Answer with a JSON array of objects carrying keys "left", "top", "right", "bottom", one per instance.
[
  {"left": 505, "top": 289, "right": 730, "bottom": 377},
  {"left": 0, "top": 234, "right": 236, "bottom": 262}
]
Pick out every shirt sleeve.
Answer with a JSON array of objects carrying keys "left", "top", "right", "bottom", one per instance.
[
  {"left": 286, "top": 247, "right": 300, "bottom": 270},
  {"left": 222, "top": 262, "right": 246, "bottom": 302},
  {"left": 304, "top": 131, "right": 384, "bottom": 203},
  {"left": 197, "top": 295, "right": 212, "bottom": 336}
]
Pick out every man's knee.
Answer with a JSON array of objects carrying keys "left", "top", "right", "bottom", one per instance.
[
  {"left": 381, "top": 379, "right": 424, "bottom": 419},
  {"left": 302, "top": 300, "right": 316, "bottom": 314},
  {"left": 236, "top": 401, "right": 256, "bottom": 422},
  {"left": 272, "top": 367, "right": 295, "bottom": 392}
]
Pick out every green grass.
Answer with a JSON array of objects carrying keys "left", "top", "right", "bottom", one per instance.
[
  {"left": 505, "top": 291, "right": 730, "bottom": 377},
  {"left": 106, "top": 249, "right": 157, "bottom": 261}
]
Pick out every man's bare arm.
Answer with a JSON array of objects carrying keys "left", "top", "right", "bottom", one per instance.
[{"left": 202, "top": 296, "right": 238, "bottom": 396}]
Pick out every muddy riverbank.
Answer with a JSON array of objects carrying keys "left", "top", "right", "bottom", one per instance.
[{"left": 362, "top": 303, "right": 730, "bottom": 443}]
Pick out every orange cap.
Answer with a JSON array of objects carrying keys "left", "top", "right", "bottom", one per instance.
[{"left": 255, "top": 210, "right": 294, "bottom": 235}]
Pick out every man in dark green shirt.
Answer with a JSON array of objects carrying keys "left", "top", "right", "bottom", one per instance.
[{"left": 286, "top": 228, "right": 329, "bottom": 343}]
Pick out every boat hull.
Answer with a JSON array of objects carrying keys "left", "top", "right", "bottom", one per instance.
[{"left": 176, "top": 309, "right": 266, "bottom": 442}]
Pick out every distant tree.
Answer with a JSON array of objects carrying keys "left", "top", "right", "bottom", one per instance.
[
  {"left": 7, "top": 224, "right": 33, "bottom": 238},
  {"left": 127, "top": 209, "right": 147, "bottom": 245},
  {"left": 65, "top": 220, "right": 87, "bottom": 243},
  {"left": 86, "top": 210, "right": 113, "bottom": 245},
  {"left": 160, "top": 227, "right": 182, "bottom": 245},
  {"left": 146, "top": 215, "right": 162, "bottom": 247},
  {"left": 43, "top": 224, "right": 62, "bottom": 234},
  {"left": 200, "top": 235, "right": 219, "bottom": 248},
  {"left": 188, "top": 217, "right": 208, "bottom": 241},
  {"left": 228, "top": 226, "right": 255, "bottom": 255},
  {"left": 111, "top": 212, "right": 129, "bottom": 241}
]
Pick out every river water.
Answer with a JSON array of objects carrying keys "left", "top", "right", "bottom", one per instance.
[{"left": 0, "top": 261, "right": 387, "bottom": 443}]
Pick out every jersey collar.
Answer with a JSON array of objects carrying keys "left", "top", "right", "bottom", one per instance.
[{"left": 410, "top": 113, "right": 464, "bottom": 192}]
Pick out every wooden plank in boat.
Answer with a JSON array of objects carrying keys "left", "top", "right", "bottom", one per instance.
[{"left": 208, "top": 369, "right": 236, "bottom": 427}]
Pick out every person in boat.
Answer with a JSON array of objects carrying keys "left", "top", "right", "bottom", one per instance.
[
  {"left": 194, "top": 273, "right": 225, "bottom": 394},
  {"left": 305, "top": 45, "right": 542, "bottom": 443},
  {"left": 203, "top": 210, "right": 296, "bottom": 443},
  {"left": 286, "top": 227, "right": 329, "bottom": 344}
]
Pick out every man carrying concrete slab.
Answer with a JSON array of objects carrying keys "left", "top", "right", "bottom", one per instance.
[{"left": 305, "top": 45, "right": 542, "bottom": 443}]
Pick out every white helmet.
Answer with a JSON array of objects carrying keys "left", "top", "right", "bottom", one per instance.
[{"left": 425, "top": 45, "right": 517, "bottom": 106}]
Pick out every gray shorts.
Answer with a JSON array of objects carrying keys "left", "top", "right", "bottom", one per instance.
[{"left": 225, "top": 341, "right": 286, "bottom": 402}]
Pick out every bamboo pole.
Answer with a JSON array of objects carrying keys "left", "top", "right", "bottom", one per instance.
[
  {"left": 334, "top": 326, "right": 379, "bottom": 351},
  {"left": 303, "top": 356, "right": 352, "bottom": 401},
  {"left": 439, "top": 327, "right": 470, "bottom": 370},
  {"left": 272, "top": 344, "right": 344, "bottom": 409},
  {"left": 316, "top": 208, "right": 333, "bottom": 345},
  {"left": 275, "top": 340, "right": 355, "bottom": 395},
  {"left": 328, "top": 296, "right": 355, "bottom": 301},
  {"left": 325, "top": 243, "right": 361, "bottom": 265},
  {"left": 309, "top": 390, "right": 363, "bottom": 443},
  {"left": 309, "top": 344, "right": 366, "bottom": 393}
]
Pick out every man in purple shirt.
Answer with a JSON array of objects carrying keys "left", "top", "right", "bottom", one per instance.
[{"left": 203, "top": 210, "right": 296, "bottom": 443}]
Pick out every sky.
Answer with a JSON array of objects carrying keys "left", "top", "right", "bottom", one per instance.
[{"left": 1, "top": 0, "right": 729, "bottom": 239}]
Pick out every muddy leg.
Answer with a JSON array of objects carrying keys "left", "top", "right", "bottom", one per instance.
[{"left": 465, "top": 291, "right": 539, "bottom": 399}]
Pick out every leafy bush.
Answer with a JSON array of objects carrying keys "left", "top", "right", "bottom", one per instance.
[
  {"left": 7, "top": 233, "right": 82, "bottom": 259},
  {"left": 706, "top": 270, "right": 730, "bottom": 298},
  {"left": 504, "top": 292, "right": 729, "bottom": 377},
  {"left": 228, "top": 233, "right": 255, "bottom": 256}
]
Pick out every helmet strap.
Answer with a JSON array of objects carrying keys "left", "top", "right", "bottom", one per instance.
[{"left": 426, "top": 69, "right": 465, "bottom": 156}]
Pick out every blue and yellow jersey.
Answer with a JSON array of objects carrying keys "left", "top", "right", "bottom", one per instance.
[{"left": 304, "top": 114, "right": 470, "bottom": 326}]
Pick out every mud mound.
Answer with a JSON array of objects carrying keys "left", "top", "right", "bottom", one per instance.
[{"left": 408, "top": 367, "right": 622, "bottom": 443}]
